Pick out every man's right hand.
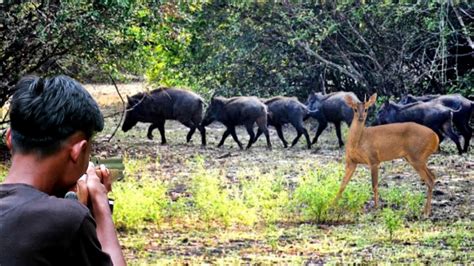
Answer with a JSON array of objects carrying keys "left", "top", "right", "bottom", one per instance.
[{"left": 86, "top": 162, "right": 110, "bottom": 206}]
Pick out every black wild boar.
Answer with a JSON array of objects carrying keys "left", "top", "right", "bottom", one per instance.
[
  {"left": 201, "top": 96, "right": 271, "bottom": 150},
  {"left": 253, "top": 96, "right": 321, "bottom": 149},
  {"left": 375, "top": 101, "right": 463, "bottom": 154},
  {"left": 122, "top": 87, "right": 206, "bottom": 145},
  {"left": 399, "top": 94, "right": 473, "bottom": 153},
  {"left": 306, "top": 91, "right": 360, "bottom": 147}
]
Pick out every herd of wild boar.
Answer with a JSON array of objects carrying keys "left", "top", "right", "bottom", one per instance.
[{"left": 122, "top": 87, "right": 473, "bottom": 154}]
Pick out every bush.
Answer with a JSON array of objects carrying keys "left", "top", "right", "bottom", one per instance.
[
  {"left": 190, "top": 162, "right": 254, "bottom": 227},
  {"left": 239, "top": 168, "right": 290, "bottom": 225},
  {"left": 291, "top": 163, "right": 371, "bottom": 223},
  {"left": 381, "top": 208, "right": 404, "bottom": 241},
  {"left": 112, "top": 158, "right": 169, "bottom": 230},
  {"left": 381, "top": 185, "right": 425, "bottom": 220}
]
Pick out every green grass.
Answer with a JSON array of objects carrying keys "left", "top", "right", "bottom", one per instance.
[{"left": 106, "top": 152, "right": 472, "bottom": 264}]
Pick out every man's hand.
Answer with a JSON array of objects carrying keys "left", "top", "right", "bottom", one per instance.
[{"left": 86, "top": 162, "right": 111, "bottom": 202}]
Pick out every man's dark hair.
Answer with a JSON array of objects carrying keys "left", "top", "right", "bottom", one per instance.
[{"left": 9, "top": 75, "right": 104, "bottom": 155}]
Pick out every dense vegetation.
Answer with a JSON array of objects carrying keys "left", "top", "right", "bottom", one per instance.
[{"left": 1, "top": 1, "right": 472, "bottom": 107}]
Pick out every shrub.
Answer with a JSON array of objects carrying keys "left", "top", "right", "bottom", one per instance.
[
  {"left": 112, "top": 157, "right": 169, "bottom": 230},
  {"left": 239, "top": 168, "right": 290, "bottom": 224},
  {"left": 381, "top": 208, "right": 404, "bottom": 241},
  {"left": 381, "top": 185, "right": 425, "bottom": 219},
  {"left": 291, "top": 163, "right": 371, "bottom": 223},
  {"left": 190, "top": 162, "right": 254, "bottom": 227}
]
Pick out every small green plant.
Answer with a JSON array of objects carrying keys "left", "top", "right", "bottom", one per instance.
[
  {"left": 240, "top": 168, "right": 289, "bottom": 224},
  {"left": 112, "top": 158, "right": 169, "bottom": 230},
  {"left": 381, "top": 185, "right": 425, "bottom": 219},
  {"left": 382, "top": 208, "right": 404, "bottom": 241},
  {"left": 264, "top": 224, "right": 281, "bottom": 251},
  {"left": 190, "top": 160, "right": 254, "bottom": 227}
]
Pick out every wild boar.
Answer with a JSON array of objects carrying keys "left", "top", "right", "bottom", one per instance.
[
  {"left": 399, "top": 94, "right": 473, "bottom": 152},
  {"left": 253, "top": 96, "right": 321, "bottom": 149},
  {"left": 122, "top": 87, "right": 206, "bottom": 145},
  {"left": 375, "top": 100, "right": 463, "bottom": 154},
  {"left": 306, "top": 91, "right": 360, "bottom": 147},
  {"left": 201, "top": 96, "right": 271, "bottom": 150}
]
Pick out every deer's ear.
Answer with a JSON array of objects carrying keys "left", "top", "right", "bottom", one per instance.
[
  {"left": 366, "top": 93, "right": 377, "bottom": 107},
  {"left": 344, "top": 95, "right": 356, "bottom": 108}
]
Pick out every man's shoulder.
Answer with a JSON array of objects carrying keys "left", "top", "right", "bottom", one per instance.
[{"left": 1, "top": 183, "right": 90, "bottom": 226}]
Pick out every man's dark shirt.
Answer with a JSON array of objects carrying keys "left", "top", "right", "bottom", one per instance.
[{"left": 0, "top": 183, "right": 112, "bottom": 266}]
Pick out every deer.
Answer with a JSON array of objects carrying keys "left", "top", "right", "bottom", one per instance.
[{"left": 333, "top": 93, "right": 439, "bottom": 216}]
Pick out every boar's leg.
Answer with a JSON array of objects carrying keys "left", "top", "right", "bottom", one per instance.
[
  {"left": 147, "top": 120, "right": 166, "bottom": 144},
  {"left": 229, "top": 126, "right": 244, "bottom": 150},
  {"left": 275, "top": 124, "right": 288, "bottom": 148},
  {"left": 311, "top": 120, "right": 328, "bottom": 145},
  {"left": 217, "top": 129, "right": 231, "bottom": 148},
  {"left": 334, "top": 121, "right": 345, "bottom": 147},
  {"left": 441, "top": 122, "right": 463, "bottom": 154},
  {"left": 147, "top": 124, "right": 158, "bottom": 140},
  {"left": 255, "top": 116, "right": 271, "bottom": 150},
  {"left": 181, "top": 120, "right": 197, "bottom": 143},
  {"left": 245, "top": 123, "right": 256, "bottom": 150},
  {"left": 186, "top": 127, "right": 197, "bottom": 143},
  {"left": 253, "top": 128, "right": 263, "bottom": 145},
  {"left": 458, "top": 123, "right": 472, "bottom": 153},
  {"left": 157, "top": 120, "right": 167, "bottom": 145},
  {"left": 291, "top": 121, "right": 311, "bottom": 149},
  {"left": 198, "top": 125, "right": 207, "bottom": 146}
]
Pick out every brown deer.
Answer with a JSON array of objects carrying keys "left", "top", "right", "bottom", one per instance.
[{"left": 334, "top": 93, "right": 439, "bottom": 216}]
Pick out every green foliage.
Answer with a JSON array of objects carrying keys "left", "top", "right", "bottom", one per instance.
[
  {"left": 239, "top": 168, "right": 290, "bottom": 225},
  {"left": 291, "top": 163, "right": 371, "bottom": 223},
  {"left": 141, "top": 2, "right": 473, "bottom": 100},
  {"left": 381, "top": 185, "right": 425, "bottom": 220},
  {"left": 112, "top": 157, "right": 169, "bottom": 230},
  {"left": 190, "top": 161, "right": 254, "bottom": 227},
  {"left": 381, "top": 208, "right": 404, "bottom": 241}
]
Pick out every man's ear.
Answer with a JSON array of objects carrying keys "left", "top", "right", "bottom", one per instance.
[
  {"left": 5, "top": 128, "right": 12, "bottom": 151},
  {"left": 70, "top": 139, "right": 88, "bottom": 163}
]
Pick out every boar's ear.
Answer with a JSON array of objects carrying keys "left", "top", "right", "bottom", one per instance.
[
  {"left": 126, "top": 95, "right": 132, "bottom": 102},
  {"left": 366, "top": 93, "right": 377, "bottom": 108},
  {"left": 344, "top": 95, "right": 356, "bottom": 108}
]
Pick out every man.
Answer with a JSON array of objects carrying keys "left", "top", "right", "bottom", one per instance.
[{"left": 0, "top": 75, "right": 126, "bottom": 265}]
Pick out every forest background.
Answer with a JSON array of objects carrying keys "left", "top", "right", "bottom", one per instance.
[{"left": 1, "top": 0, "right": 472, "bottom": 108}]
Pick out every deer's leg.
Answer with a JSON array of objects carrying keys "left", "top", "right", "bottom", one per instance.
[
  {"left": 217, "top": 129, "right": 231, "bottom": 147},
  {"left": 334, "top": 161, "right": 357, "bottom": 204},
  {"left": 369, "top": 164, "right": 380, "bottom": 208},
  {"left": 409, "top": 160, "right": 435, "bottom": 217}
]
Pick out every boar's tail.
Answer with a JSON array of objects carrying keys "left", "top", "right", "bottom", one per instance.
[
  {"left": 447, "top": 104, "right": 462, "bottom": 113},
  {"left": 199, "top": 97, "right": 208, "bottom": 108}
]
